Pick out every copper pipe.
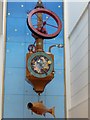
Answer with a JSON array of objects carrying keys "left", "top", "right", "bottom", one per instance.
[
  {"left": 36, "top": 5, "right": 44, "bottom": 52},
  {"left": 36, "top": 38, "right": 43, "bottom": 52}
]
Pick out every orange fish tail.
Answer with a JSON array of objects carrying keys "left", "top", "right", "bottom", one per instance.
[{"left": 48, "top": 107, "right": 55, "bottom": 118}]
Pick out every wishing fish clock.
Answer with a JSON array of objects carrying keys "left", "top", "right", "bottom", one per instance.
[{"left": 26, "top": 0, "right": 62, "bottom": 95}]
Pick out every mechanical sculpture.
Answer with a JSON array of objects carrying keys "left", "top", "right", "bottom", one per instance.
[
  {"left": 27, "top": 101, "right": 55, "bottom": 117},
  {"left": 26, "top": 0, "right": 63, "bottom": 95}
]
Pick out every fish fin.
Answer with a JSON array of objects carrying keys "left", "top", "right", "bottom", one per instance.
[
  {"left": 49, "top": 107, "right": 55, "bottom": 118},
  {"left": 40, "top": 100, "right": 43, "bottom": 103},
  {"left": 31, "top": 111, "right": 33, "bottom": 115},
  {"left": 43, "top": 113, "right": 46, "bottom": 117}
]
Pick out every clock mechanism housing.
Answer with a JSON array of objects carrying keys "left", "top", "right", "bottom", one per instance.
[
  {"left": 26, "top": 1, "right": 62, "bottom": 95},
  {"left": 26, "top": 52, "right": 54, "bottom": 95}
]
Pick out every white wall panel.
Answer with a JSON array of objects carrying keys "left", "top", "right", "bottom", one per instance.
[
  {"left": 89, "top": 98, "right": 90, "bottom": 118},
  {"left": 88, "top": 4, "right": 90, "bottom": 117},
  {"left": 89, "top": 35, "right": 90, "bottom": 50},
  {"left": 70, "top": 40, "right": 88, "bottom": 70},
  {"left": 71, "top": 53, "right": 88, "bottom": 82},
  {"left": 68, "top": 3, "right": 89, "bottom": 118},
  {"left": 71, "top": 85, "right": 88, "bottom": 108},
  {"left": 88, "top": 84, "right": 90, "bottom": 99},
  {"left": 69, "top": 99, "right": 88, "bottom": 118},
  {"left": 89, "top": 67, "right": 90, "bottom": 84},
  {"left": 89, "top": 51, "right": 90, "bottom": 67},
  {"left": 71, "top": 69, "right": 88, "bottom": 96},
  {"left": 89, "top": 68, "right": 90, "bottom": 118},
  {"left": 0, "top": 2, "right": 2, "bottom": 34},
  {"left": 67, "top": 2, "right": 88, "bottom": 35},
  {"left": 88, "top": 3, "right": 90, "bottom": 53},
  {"left": 65, "top": 1, "right": 89, "bottom": 118},
  {"left": 69, "top": 9, "right": 88, "bottom": 46},
  {"left": 70, "top": 23, "right": 88, "bottom": 58}
]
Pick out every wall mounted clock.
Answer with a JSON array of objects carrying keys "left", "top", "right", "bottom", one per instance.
[{"left": 26, "top": 1, "right": 63, "bottom": 95}]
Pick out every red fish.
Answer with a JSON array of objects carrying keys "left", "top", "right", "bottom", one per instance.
[{"left": 27, "top": 101, "right": 55, "bottom": 117}]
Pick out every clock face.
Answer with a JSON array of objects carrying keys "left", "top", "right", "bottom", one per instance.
[
  {"left": 31, "top": 55, "right": 51, "bottom": 75},
  {"left": 27, "top": 52, "right": 53, "bottom": 78}
]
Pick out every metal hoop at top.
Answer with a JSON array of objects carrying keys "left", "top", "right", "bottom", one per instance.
[{"left": 27, "top": 8, "right": 62, "bottom": 39}]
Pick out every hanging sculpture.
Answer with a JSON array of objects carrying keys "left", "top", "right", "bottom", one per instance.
[
  {"left": 27, "top": 101, "right": 55, "bottom": 117},
  {"left": 26, "top": 0, "right": 63, "bottom": 96}
]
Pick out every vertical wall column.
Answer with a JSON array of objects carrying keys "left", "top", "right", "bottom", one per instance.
[
  {"left": 0, "top": 2, "right": 3, "bottom": 34},
  {"left": 0, "top": 35, "right": 4, "bottom": 120},
  {"left": 88, "top": 3, "right": 90, "bottom": 119},
  {"left": 68, "top": 4, "right": 88, "bottom": 118},
  {"left": 65, "top": 1, "right": 89, "bottom": 118},
  {"left": 0, "top": 2, "right": 3, "bottom": 119},
  {"left": 64, "top": 1, "right": 71, "bottom": 117},
  {"left": 0, "top": 1, "right": 6, "bottom": 119}
]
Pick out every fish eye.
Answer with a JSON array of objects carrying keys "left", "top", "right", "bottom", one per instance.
[{"left": 27, "top": 102, "right": 33, "bottom": 108}]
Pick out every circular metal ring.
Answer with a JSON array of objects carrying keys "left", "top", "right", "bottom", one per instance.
[{"left": 27, "top": 8, "right": 62, "bottom": 39}]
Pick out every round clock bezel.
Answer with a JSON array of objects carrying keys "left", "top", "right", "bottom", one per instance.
[{"left": 27, "top": 52, "right": 54, "bottom": 78}]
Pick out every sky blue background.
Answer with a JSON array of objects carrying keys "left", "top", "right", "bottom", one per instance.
[{"left": 3, "top": 1, "right": 65, "bottom": 118}]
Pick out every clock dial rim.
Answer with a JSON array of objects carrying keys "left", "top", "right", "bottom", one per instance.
[{"left": 27, "top": 52, "right": 54, "bottom": 78}]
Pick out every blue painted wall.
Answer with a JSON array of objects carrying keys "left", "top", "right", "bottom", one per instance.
[{"left": 3, "top": 1, "right": 65, "bottom": 118}]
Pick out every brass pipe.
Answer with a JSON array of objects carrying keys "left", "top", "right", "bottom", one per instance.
[{"left": 36, "top": 38, "right": 43, "bottom": 52}]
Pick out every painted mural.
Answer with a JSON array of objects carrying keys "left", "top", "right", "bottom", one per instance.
[{"left": 3, "top": 0, "right": 65, "bottom": 118}]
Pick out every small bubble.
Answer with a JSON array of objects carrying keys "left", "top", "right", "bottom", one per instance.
[
  {"left": 21, "top": 4, "right": 24, "bottom": 8},
  {"left": 14, "top": 29, "right": 18, "bottom": 32},
  {"left": 7, "top": 49, "right": 10, "bottom": 53},
  {"left": 8, "top": 12, "right": 10, "bottom": 16},
  {"left": 58, "top": 5, "right": 60, "bottom": 8},
  {"left": 27, "top": 33, "right": 29, "bottom": 35}
]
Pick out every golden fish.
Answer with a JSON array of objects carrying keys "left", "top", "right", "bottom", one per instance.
[{"left": 27, "top": 101, "right": 55, "bottom": 117}]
